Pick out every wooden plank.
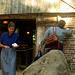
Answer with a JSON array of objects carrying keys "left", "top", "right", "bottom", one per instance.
[
  {"left": 13, "top": 0, "right": 19, "bottom": 13},
  {"left": 24, "top": 0, "right": 28, "bottom": 13},
  {"left": 31, "top": 0, "right": 34, "bottom": 13},
  {"left": 12, "top": 0, "right": 15, "bottom": 14},
  {"left": 0, "top": 13, "right": 75, "bottom": 19},
  {"left": 22, "top": 0, "right": 26, "bottom": 13},
  {"left": 0, "top": 13, "right": 75, "bottom": 17},
  {"left": 26, "top": 0, "right": 31, "bottom": 13},
  {"left": 9, "top": 0, "right": 12, "bottom": 14},
  {"left": 17, "top": 65, "right": 26, "bottom": 68},
  {"left": 8, "top": 0, "right": 11, "bottom": 14},
  {"left": 5, "top": 0, "right": 8, "bottom": 14},
  {"left": 0, "top": 0, "right": 6, "bottom": 14},
  {"left": 28, "top": 0, "right": 32, "bottom": 13},
  {"left": 18, "top": 0, "right": 22, "bottom": 13},
  {"left": 10, "top": 0, "right": 15, "bottom": 14},
  {"left": 16, "top": 48, "right": 33, "bottom": 52},
  {"left": 0, "top": 15, "right": 9, "bottom": 19}
]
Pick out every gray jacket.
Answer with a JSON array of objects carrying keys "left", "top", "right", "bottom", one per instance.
[{"left": 41, "top": 27, "right": 72, "bottom": 47}]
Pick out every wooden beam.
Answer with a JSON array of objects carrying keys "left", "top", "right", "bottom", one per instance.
[{"left": 0, "top": 13, "right": 75, "bottom": 19}]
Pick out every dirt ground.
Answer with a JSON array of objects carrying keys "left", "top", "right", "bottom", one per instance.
[
  {"left": 71, "top": 72, "right": 75, "bottom": 75},
  {"left": 0, "top": 70, "right": 75, "bottom": 75},
  {"left": 0, "top": 70, "right": 22, "bottom": 75}
]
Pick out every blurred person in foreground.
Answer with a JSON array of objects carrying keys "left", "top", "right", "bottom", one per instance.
[{"left": 0, "top": 22, "right": 20, "bottom": 75}]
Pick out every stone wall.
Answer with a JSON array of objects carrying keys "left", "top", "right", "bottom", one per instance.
[{"left": 63, "top": 17, "right": 75, "bottom": 72}]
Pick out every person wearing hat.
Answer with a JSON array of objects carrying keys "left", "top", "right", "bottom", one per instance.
[{"left": 0, "top": 22, "right": 20, "bottom": 75}]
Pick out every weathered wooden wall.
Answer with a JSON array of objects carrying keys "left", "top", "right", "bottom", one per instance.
[
  {"left": 0, "top": 0, "right": 75, "bottom": 14},
  {"left": 0, "top": 0, "right": 59, "bottom": 14}
]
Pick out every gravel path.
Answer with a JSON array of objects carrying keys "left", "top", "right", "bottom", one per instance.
[
  {"left": 0, "top": 70, "right": 75, "bottom": 75},
  {"left": 71, "top": 72, "right": 75, "bottom": 75}
]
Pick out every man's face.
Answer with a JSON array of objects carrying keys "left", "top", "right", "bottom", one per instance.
[{"left": 8, "top": 27, "right": 15, "bottom": 34}]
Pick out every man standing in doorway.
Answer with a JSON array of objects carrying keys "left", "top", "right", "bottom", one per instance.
[{"left": 0, "top": 22, "right": 20, "bottom": 75}]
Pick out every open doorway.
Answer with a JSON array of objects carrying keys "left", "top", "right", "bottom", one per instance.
[
  {"left": 0, "top": 19, "right": 36, "bottom": 49},
  {"left": 0, "top": 19, "right": 36, "bottom": 69}
]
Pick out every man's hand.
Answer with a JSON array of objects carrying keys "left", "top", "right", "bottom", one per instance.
[
  {"left": 4, "top": 46, "right": 10, "bottom": 49},
  {"left": 0, "top": 42, "right": 10, "bottom": 49},
  {"left": 64, "top": 25, "right": 67, "bottom": 29}
]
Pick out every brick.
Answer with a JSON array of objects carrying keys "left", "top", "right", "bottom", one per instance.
[
  {"left": 73, "top": 30, "right": 75, "bottom": 34},
  {"left": 64, "top": 53, "right": 67, "bottom": 54},
  {"left": 67, "top": 54, "right": 72, "bottom": 56},
  {"left": 71, "top": 62, "right": 75, "bottom": 63}
]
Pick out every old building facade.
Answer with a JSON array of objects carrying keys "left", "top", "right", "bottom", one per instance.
[{"left": 0, "top": 0, "right": 75, "bottom": 72}]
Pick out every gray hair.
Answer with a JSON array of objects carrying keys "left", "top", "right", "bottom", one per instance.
[{"left": 58, "top": 20, "right": 66, "bottom": 28}]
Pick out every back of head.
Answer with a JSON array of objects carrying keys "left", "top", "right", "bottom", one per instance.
[{"left": 58, "top": 20, "right": 66, "bottom": 28}]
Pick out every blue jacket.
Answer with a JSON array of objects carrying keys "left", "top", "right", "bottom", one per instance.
[{"left": 41, "top": 27, "right": 72, "bottom": 47}]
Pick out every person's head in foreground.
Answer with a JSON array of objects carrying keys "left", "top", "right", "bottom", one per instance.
[{"left": 8, "top": 22, "right": 15, "bottom": 35}]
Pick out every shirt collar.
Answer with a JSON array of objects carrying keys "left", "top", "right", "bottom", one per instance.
[{"left": 7, "top": 31, "right": 14, "bottom": 37}]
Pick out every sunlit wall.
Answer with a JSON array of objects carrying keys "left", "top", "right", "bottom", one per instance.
[
  {"left": 0, "top": 0, "right": 59, "bottom": 14},
  {"left": 0, "top": 0, "right": 75, "bottom": 14},
  {"left": 59, "top": 0, "right": 75, "bottom": 12}
]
